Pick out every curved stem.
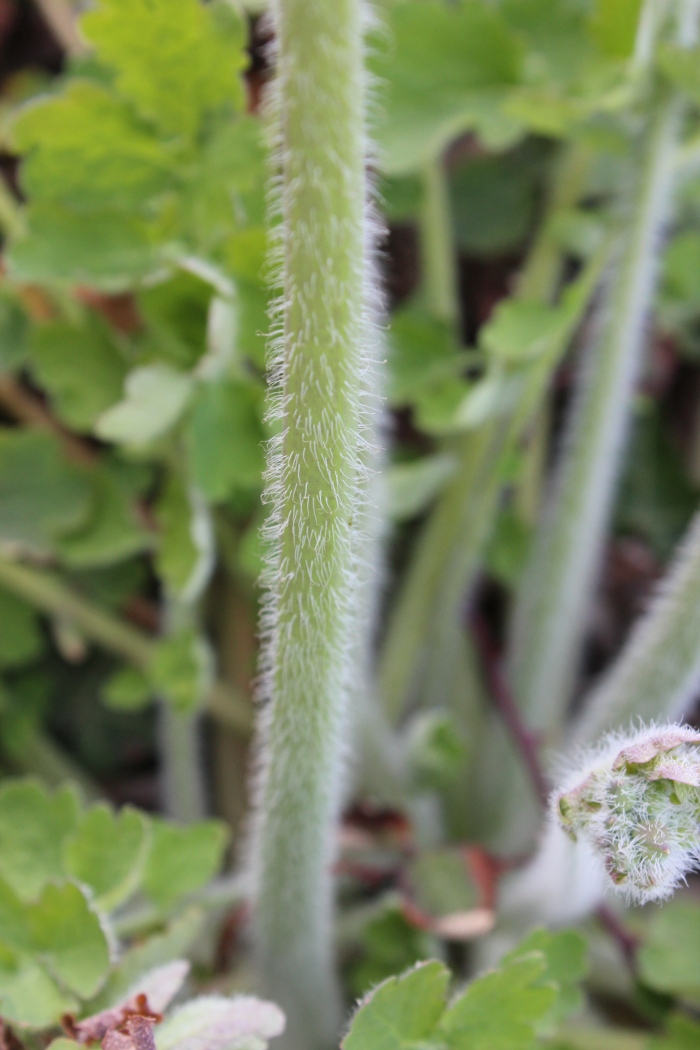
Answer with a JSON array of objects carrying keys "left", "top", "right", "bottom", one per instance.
[{"left": 249, "top": 0, "right": 374, "bottom": 1045}]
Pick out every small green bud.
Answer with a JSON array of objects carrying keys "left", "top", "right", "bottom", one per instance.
[{"left": 555, "top": 725, "right": 700, "bottom": 904}]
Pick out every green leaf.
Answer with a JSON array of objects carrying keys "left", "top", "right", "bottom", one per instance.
[
  {"left": 342, "top": 960, "right": 450, "bottom": 1050},
  {"left": 155, "top": 476, "right": 214, "bottom": 602},
  {"left": 451, "top": 148, "right": 542, "bottom": 256},
  {"left": 180, "top": 117, "right": 267, "bottom": 247},
  {"left": 64, "top": 803, "right": 151, "bottom": 912},
  {"left": 0, "top": 294, "right": 29, "bottom": 373},
  {"left": 47, "top": 1039, "right": 82, "bottom": 1050},
  {"left": 96, "top": 364, "right": 194, "bottom": 447},
  {"left": 501, "top": 0, "right": 598, "bottom": 87},
  {"left": 28, "top": 318, "right": 127, "bottom": 432},
  {"left": 388, "top": 308, "right": 469, "bottom": 406},
  {"left": 0, "top": 877, "right": 32, "bottom": 952},
  {"left": 589, "top": 0, "right": 643, "bottom": 57},
  {"left": 484, "top": 504, "right": 532, "bottom": 587},
  {"left": 29, "top": 881, "right": 110, "bottom": 998},
  {"left": 81, "top": 0, "right": 247, "bottom": 138},
  {"left": 138, "top": 272, "right": 212, "bottom": 371},
  {"left": 480, "top": 300, "right": 569, "bottom": 363},
  {"left": 386, "top": 454, "right": 458, "bottom": 522},
  {"left": 57, "top": 464, "right": 152, "bottom": 568},
  {"left": 186, "top": 379, "right": 265, "bottom": 501},
  {"left": 504, "top": 929, "right": 588, "bottom": 1026},
  {"left": 13, "top": 80, "right": 173, "bottom": 212},
  {"left": 639, "top": 900, "right": 700, "bottom": 1005},
  {"left": 90, "top": 910, "right": 203, "bottom": 1010},
  {"left": 0, "top": 430, "right": 92, "bottom": 554},
  {"left": 0, "top": 951, "right": 75, "bottom": 1027},
  {"left": 0, "top": 781, "right": 79, "bottom": 901},
  {"left": 8, "top": 203, "right": 164, "bottom": 291},
  {"left": 407, "top": 714, "right": 468, "bottom": 791},
  {"left": 650, "top": 1015, "right": 700, "bottom": 1050},
  {"left": 437, "top": 955, "right": 556, "bottom": 1049},
  {"left": 348, "top": 906, "right": 435, "bottom": 1001},
  {"left": 156, "top": 996, "right": 285, "bottom": 1050},
  {"left": 102, "top": 666, "right": 153, "bottom": 712},
  {"left": 370, "top": 0, "right": 523, "bottom": 174},
  {"left": 0, "top": 587, "right": 44, "bottom": 669},
  {"left": 658, "top": 43, "right": 700, "bottom": 106},
  {"left": 407, "top": 848, "right": 481, "bottom": 918},
  {"left": 142, "top": 818, "right": 228, "bottom": 911}
]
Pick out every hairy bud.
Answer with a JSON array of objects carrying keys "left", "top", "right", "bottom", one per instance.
[{"left": 555, "top": 724, "right": 700, "bottom": 904}]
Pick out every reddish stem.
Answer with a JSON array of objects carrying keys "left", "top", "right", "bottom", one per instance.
[{"left": 470, "top": 612, "right": 550, "bottom": 808}]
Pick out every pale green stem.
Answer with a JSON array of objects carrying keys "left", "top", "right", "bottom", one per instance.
[
  {"left": 249, "top": 0, "right": 373, "bottom": 1046},
  {"left": 0, "top": 555, "right": 251, "bottom": 733},
  {"left": 507, "top": 92, "right": 685, "bottom": 750},
  {"left": 571, "top": 507, "right": 700, "bottom": 746},
  {"left": 156, "top": 594, "right": 208, "bottom": 823},
  {"left": 157, "top": 704, "right": 206, "bottom": 823},
  {"left": 420, "top": 155, "right": 459, "bottom": 325}
]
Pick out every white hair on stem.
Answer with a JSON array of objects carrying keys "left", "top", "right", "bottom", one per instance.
[{"left": 246, "top": 3, "right": 385, "bottom": 1049}]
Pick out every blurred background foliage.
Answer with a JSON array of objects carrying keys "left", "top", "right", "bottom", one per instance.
[{"left": 2, "top": 0, "right": 700, "bottom": 1042}]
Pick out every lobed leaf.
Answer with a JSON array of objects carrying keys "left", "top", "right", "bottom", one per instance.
[
  {"left": 81, "top": 0, "right": 247, "bottom": 138},
  {"left": 0, "top": 780, "right": 79, "bottom": 901},
  {"left": 155, "top": 996, "right": 285, "bottom": 1050},
  {"left": 64, "top": 803, "right": 151, "bottom": 913},
  {"left": 141, "top": 819, "right": 228, "bottom": 912}
]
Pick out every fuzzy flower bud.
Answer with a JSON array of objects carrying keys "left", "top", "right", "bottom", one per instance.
[{"left": 555, "top": 724, "right": 700, "bottom": 904}]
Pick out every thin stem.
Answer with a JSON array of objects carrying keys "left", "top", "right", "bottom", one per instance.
[
  {"left": 420, "top": 155, "right": 459, "bottom": 325},
  {"left": 596, "top": 905, "right": 639, "bottom": 977},
  {"left": 470, "top": 614, "right": 549, "bottom": 808},
  {"left": 249, "top": 0, "right": 374, "bottom": 1045},
  {"left": 157, "top": 703, "right": 207, "bottom": 823},
  {"left": 0, "top": 556, "right": 252, "bottom": 733}
]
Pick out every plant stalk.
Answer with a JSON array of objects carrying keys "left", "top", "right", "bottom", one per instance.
[
  {"left": 249, "top": 0, "right": 374, "bottom": 1045},
  {"left": 571, "top": 507, "right": 700, "bottom": 747}
]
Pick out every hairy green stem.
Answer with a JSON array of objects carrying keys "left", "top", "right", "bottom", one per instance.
[
  {"left": 0, "top": 556, "right": 251, "bottom": 733},
  {"left": 249, "top": 0, "right": 374, "bottom": 1045},
  {"left": 571, "top": 507, "right": 700, "bottom": 746},
  {"left": 508, "top": 89, "right": 685, "bottom": 748}
]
